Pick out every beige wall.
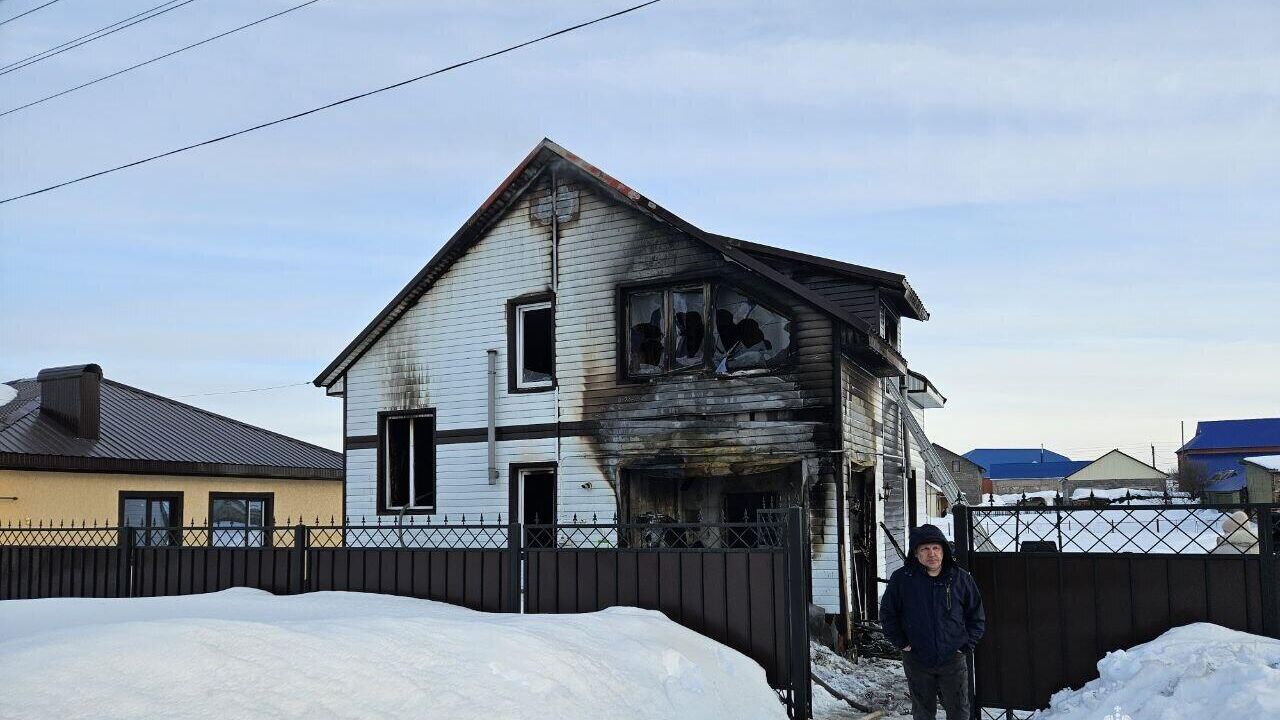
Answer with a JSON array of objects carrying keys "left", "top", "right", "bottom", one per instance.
[{"left": 0, "top": 469, "right": 342, "bottom": 526}]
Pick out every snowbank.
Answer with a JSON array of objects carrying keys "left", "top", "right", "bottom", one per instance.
[
  {"left": 1036, "top": 623, "right": 1280, "bottom": 720},
  {"left": 0, "top": 589, "right": 787, "bottom": 720}
]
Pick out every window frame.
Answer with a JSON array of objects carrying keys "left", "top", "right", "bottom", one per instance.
[
  {"left": 118, "top": 491, "right": 183, "bottom": 547},
  {"left": 376, "top": 408, "right": 437, "bottom": 515},
  {"left": 617, "top": 276, "right": 795, "bottom": 382},
  {"left": 207, "top": 492, "right": 275, "bottom": 548},
  {"left": 506, "top": 292, "right": 556, "bottom": 393}
]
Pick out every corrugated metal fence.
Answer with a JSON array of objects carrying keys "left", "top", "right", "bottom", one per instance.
[
  {"left": 0, "top": 509, "right": 812, "bottom": 719},
  {"left": 953, "top": 501, "right": 1280, "bottom": 719}
]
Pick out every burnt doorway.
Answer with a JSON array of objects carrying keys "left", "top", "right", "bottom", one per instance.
[
  {"left": 848, "top": 466, "right": 877, "bottom": 621},
  {"left": 510, "top": 463, "right": 556, "bottom": 548}
]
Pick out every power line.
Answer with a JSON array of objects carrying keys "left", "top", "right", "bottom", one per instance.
[
  {"left": 0, "top": 0, "right": 64, "bottom": 28},
  {"left": 0, "top": 0, "right": 664, "bottom": 205},
  {"left": 0, "top": 0, "right": 199, "bottom": 77},
  {"left": 169, "top": 382, "right": 311, "bottom": 399},
  {"left": 1, "top": 0, "right": 324, "bottom": 119}
]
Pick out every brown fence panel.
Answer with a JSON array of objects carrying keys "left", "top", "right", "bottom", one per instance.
[
  {"left": 0, "top": 546, "right": 129, "bottom": 599},
  {"left": 132, "top": 547, "right": 300, "bottom": 597},
  {"left": 525, "top": 545, "right": 792, "bottom": 689},
  {"left": 306, "top": 548, "right": 511, "bottom": 613},
  {"left": 961, "top": 502, "right": 1280, "bottom": 716}
]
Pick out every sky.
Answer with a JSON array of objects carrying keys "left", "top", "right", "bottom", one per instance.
[{"left": 1, "top": 0, "right": 1277, "bottom": 470}]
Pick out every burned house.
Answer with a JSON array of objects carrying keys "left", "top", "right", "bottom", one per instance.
[{"left": 313, "top": 140, "right": 957, "bottom": 634}]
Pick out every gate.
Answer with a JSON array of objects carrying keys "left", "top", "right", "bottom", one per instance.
[{"left": 954, "top": 500, "right": 1280, "bottom": 718}]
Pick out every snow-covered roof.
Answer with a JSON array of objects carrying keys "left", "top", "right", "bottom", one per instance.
[{"left": 1242, "top": 455, "right": 1280, "bottom": 472}]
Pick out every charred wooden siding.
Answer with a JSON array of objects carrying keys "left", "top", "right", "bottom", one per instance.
[
  {"left": 841, "top": 359, "right": 888, "bottom": 592},
  {"left": 341, "top": 171, "right": 847, "bottom": 610},
  {"left": 756, "top": 259, "right": 882, "bottom": 331}
]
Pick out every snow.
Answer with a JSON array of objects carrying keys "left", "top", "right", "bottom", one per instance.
[
  {"left": 0, "top": 588, "right": 787, "bottom": 720},
  {"left": 1244, "top": 454, "right": 1280, "bottom": 472},
  {"left": 0, "top": 383, "right": 16, "bottom": 406},
  {"left": 1035, "top": 623, "right": 1280, "bottom": 720},
  {"left": 811, "top": 643, "right": 911, "bottom": 720},
  {"left": 1069, "top": 487, "right": 1170, "bottom": 501}
]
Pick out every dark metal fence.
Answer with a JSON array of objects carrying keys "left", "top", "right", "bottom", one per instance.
[
  {"left": 954, "top": 502, "right": 1280, "bottom": 718},
  {"left": 0, "top": 509, "right": 812, "bottom": 719}
]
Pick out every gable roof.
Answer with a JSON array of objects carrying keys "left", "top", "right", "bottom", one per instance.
[
  {"left": 313, "top": 139, "right": 917, "bottom": 388},
  {"left": 0, "top": 376, "right": 341, "bottom": 480},
  {"left": 1242, "top": 455, "right": 1280, "bottom": 472},
  {"left": 1178, "top": 418, "right": 1280, "bottom": 453},
  {"left": 1065, "top": 449, "right": 1167, "bottom": 481},
  {"left": 987, "top": 460, "right": 1090, "bottom": 480},
  {"left": 933, "top": 443, "right": 982, "bottom": 471},
  {"left": 963, "top": 448, "right": 1071, "bottom": 471}
]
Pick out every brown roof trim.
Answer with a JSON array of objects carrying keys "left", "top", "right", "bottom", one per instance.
[
  {"left": 314, "top": 138, "right": 918, "bottom": 387},
  {"left": 0, "top": 452, "right": 343, "bottom": 480}
]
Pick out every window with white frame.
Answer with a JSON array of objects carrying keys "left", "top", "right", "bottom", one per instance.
[
  {"left": 379, "top": 411, "right": 435, "bottom": 513},
  {"left": 514, "top": 300, "right": 554, "bottom": 389}
]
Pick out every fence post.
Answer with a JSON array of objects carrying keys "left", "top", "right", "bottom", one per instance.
[
  {"left": 1259, "top": 507, "right": 1278, "bottom": 639},
  {"left": 293, "top": 522, "right": 308, "bottom": 595},
  {"left": 118, "top": 525, "right": 135, "bottom": 598},
  {"left": 953, "top": 504, "right": 980, "bottom": 720},
  {"left": 785, "top": 506, "right": 811, "bottom": 720},
  {"left": 954, "top": 503, "right": 970, "bottom": 570},
  {"left": 507, "top": 519, "right": 522, "bottom": 614}
]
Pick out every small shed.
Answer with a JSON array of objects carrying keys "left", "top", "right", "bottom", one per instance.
[{"left": 1240, "top": 456, "right": 1280, "bottom": 503}]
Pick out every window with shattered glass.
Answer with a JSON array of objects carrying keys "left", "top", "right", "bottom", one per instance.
[
  {"left": 625, "top": 282, "right": 791, "bottom": 377},
  {"left": 711, "top": 285, "right": 792, "bottom": 372},
  {"left": 627, "top": 291, "right": 666, "bottom": 375}
]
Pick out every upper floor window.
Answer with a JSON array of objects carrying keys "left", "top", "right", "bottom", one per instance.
[
  {"left": 882, "top": 304, "right": 899, "bottom": 349},
  {"left": 624, "top": 281, "right": 792, "bottom": 378},
  {"left": 508, "top": 295, "right": 555, "bottom": 392},
  {"left": 378, "top": 410, "right": 436, "bottom": 514}
]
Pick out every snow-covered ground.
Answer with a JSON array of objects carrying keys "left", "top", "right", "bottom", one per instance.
[
  {"left": 1036, "top": 623, "right": 1280, "bottom": 720},
  {"left": 0, "top": 588, "right": 788, "bottom": 720},
  {"left": 811, "top": 644, "right": 911, "bottom": 720}
]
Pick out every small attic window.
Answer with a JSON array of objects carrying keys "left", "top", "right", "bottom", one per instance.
[{"left": 882, "top": 305, "right": 899, "bottom": 349}]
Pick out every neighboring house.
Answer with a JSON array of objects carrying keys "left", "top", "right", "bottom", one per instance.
[
  {"left": 1063, "top": 449, "right": 1167, "bottom": 497},
  {"left": 1240, "top": 456, "right": 1280, "bottom": 504},
  {"left": 313, "top": 139, "right": 949, "bottom": 636},
  {"left": 0, "top": 364, "right": 343, "bottom": 541},
  {"left": 933, "top": 444, "right": 984, "bottom": 505},
  {"left": 963, "top": 447, "right": 1071, "bottom": 471},
  {"left": 1177, "top": 418, "right": 1280, "bottom": 501},
  {"left": 985, "top": 460, "right": 1090, "bottom": 496}
]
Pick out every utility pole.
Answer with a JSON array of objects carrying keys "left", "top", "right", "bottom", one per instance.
[
  {"left": 1151, "top": 444, "right": 1157, "bottom": 469},
  {"left": 1180, "top": 420, "right": 1185, "bottom": 447}
]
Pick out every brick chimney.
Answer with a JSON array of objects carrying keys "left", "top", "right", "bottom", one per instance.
[{"left": 36, "top": 364, "right": 102, "bottom": 440}]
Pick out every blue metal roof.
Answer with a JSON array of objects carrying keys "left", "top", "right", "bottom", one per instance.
[
  {"left": 987, "top": 461, "right": 1090, "bottom": 480},
  {"left": 963, "top": 448, "right": 1071, "bottom": 471},
  {"left": 1179, "top": 418, "right": 1280, "bottom": 453}
]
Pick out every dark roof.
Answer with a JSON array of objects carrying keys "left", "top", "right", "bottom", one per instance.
[
  {"left": 1178, "top": 418, "right": 1280, "bottom": 453},
  {"left": 933, "top": 443, "right": 982, "bottom": 470},
  {"left": 0, "top": 377, "right": 341, "bottom": 480},
  {"left": 964, "top": 448, "right": 1071, "bottom": 471},
  {"left": 313, "top": 138, "right": 918, "bottom": 388},
  {"left": 987, "top": 461, "right": 1090, "bottom": 480},
  {"left": 716, "top": 236, "right": 929, "bottom": 321}
]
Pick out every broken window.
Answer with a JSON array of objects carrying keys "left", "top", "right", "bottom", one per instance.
[
  {"left": 711, "top": 285, "right": 792, "bottom": 372},
  {"left": 882, "top": 305, "right": 899, "bottom": 349},
  {"left": 381, "top": 412, "right": 435, "bottom": 512},
  {"left": 515, "top": 301, "right": 554, "bottom": 389},
  {"left": 671, "top": 288, "right": 705, "bottom": 369},
  {"left": 627, "top": 291, "right": 666, "bottom": 375},
  {"left": 625, "top": 282, "right": 791, "bottom": 377}
]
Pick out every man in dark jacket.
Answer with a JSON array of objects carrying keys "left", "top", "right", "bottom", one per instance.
[{"left": 880, "top": 524, "right": 985, "bottom": 720}]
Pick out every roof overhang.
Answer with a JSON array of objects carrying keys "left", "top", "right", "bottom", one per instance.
[
  {"left": 315, "top": 139, "right": 920, "bottom": 388},
  {"left": 906, "top": 370, "right": 946, "bottom": 409}
]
